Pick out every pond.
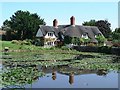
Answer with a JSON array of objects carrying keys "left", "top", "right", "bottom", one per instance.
[
  {"left": 1, "top": 51, "right": 120, "bottom": 89},
  {"left": 25, "top": 67, "right": 118, "bottom": 88},
  {"left": 1, "top": 65, "right": 119, "bottom": 88}
]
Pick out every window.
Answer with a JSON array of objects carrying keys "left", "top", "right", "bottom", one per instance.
[
  {"left": 48, "top": 32, "right": 53, "bottom": 36},
  {"left": 47, "top": 42, "right": 53, "bottom": 45},
  {"left": 82, "top": 33, "right": 88, "bottom": 39}
]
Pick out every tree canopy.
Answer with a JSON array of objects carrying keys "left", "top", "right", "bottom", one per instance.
[
  {"left": 96, "top": 20, "right": 111, "bottom": 38},
  {"left": 112, "top": 28, "right": 120, "bottom": 40},
  {"left": 82, "top": 20, "right": 96, "bottom": 26},
  {"left": 2, "top": 10, "right": 46, "bottom": 40}
]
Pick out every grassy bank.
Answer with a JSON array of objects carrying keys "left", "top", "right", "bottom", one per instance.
[{"left": 1, "top": 40, "right": 42, "bottom": 51}]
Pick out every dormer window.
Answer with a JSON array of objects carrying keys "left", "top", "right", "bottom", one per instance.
[
  {"left": 82, "top": 33, "right": 88, "bottom": 39},
  {"left": 48, "top": 32, "right": 53, "bottom": 36}
]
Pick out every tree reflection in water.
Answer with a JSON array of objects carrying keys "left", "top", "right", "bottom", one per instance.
[{"left": 2, "top": 65, "right": 111, "bottom": 88}]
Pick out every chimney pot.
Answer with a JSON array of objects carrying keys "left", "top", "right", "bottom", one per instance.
[
  {"left": 53, "top": 19, "right": 58, "bottom": 28},
  {"left": 70, "top": 16, "right": 75, "bottom": 26}
]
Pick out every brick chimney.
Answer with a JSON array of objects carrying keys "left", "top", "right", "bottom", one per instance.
[
  {"left": 70, "top": 16, "right": 75, "bottom": 26},
  {"left": 53, "top": 19, "right": 58, "bottom": 28}
]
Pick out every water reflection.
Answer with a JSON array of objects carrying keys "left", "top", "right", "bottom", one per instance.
[
  {"left": 40, "top": 66, "right": 110, "bottom": 85},
  {"left": 52, "top": 71, "right": 56, "bottom": 80},
  {"left": 69, "top": 73, "right": 74, "bottom": 84},
  {"left": 96, "top": 69, "right": 108, "bottom": 76},
  {"left": 2, "top": 65, "right": 118, "bottom": 88}
]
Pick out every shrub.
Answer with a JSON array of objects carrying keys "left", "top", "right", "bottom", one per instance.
[
  {"left": 49, "top": 47, "right": 56, "bottom": 50},
  {"left": 21, "top": 40, "right": 31, "bottom": 45},
  {"left": 112, "top": 40, "right": 120, "bottom": 47},
  {"left": 61, "top": 46, "right": 70, "bottom": 50},
  {"left": 98, "top": 46, "right": 111, "bottom": 54},
  {"left": 11, "top": 40, "right": 32, "bottom": 45},
  {"left": 113, "top": 43, "right": 120, "bottom": 47},
  {"left": 11, "top": 40, "right": 19, "bottom": 44},
  {"left": 34, "top": 39, "right": 44, "bottom": 46},
  {"left": 87, "top": 43, "right": 96, "bottom": 46}
]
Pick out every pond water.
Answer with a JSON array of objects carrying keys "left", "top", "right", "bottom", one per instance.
[
  {"left": 25, "top": 70, "right": 118, "bottom": 88},
  {"left": 2, "top": 64, "right": 115, "bottom": 89},
  {"left": 1, "top": 63, "right": 119, "bottom": 88}
]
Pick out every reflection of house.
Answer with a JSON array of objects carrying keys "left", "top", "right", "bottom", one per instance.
[
  {"left": 36, "top": 16, "right": 103, "bottom": 47},
  {"left": 36, "top": 65, "right": 109, "bottom": 85},
  {"left": 69, "top": 73, "right": 74, "bottom": 85},
  {"left": 52, "top": 71, "right": 56, "bottom": 80}
]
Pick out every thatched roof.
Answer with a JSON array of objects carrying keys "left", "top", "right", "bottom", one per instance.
[{"left": 36, "top": 25, "right": 103, "bottom": 43}]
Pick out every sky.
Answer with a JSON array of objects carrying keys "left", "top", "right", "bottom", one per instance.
[{"left": 0, "top": 1, "right": 119, "bottom": 30}]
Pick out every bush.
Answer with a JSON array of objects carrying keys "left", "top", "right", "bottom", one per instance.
[
  {"left": 113, "top": 43, "right": 120, "bottom": 47},
  {"left": 11, "top": 40, "right": 19, "bottom": 44},
  {"left": 49, "top": 47, "right": 56, "bottom": 50},
  {"left": 11, "top": 40, "right": 32, "bottom": 45},
  {"left": 98, "top": 46, "right": 111, "bottom": 54},
  {"left": 33, "top": 39, "right": 44, "bottom": 46},
  {"left": 87, "top": 43, "right": 96, "bottom": 46},
  {"left": 112, "top": 40, "right": 120, "bottom": 47},
  {"left": 21, "top": 40, "right": 31, "bottom": 45},
  {"left": 61, "top": 46, "right": 70, "bottom": 50}
]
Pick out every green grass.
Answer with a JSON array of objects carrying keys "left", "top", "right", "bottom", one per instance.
[{"left": 1, "top": 41, "right": 43, "bottom": 51}]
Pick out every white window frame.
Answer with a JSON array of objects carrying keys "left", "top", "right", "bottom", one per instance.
[
  {"left": 82, "top": 33, "right": 88, "bottom": 39},
  {"left": 48, "top": 32, "right": 53, "bottom": 36}
]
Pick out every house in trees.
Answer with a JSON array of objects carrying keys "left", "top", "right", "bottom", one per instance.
[
  {"left": 36, "top": 16, "right": 104, "bottom": 47},
  {"left": 0, "top": 29, "right": 6, "bottom": 40}
]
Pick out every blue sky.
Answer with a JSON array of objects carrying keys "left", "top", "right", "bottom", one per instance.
[{"left": 1, "top": 2, "right": 119, "bottom": 30}]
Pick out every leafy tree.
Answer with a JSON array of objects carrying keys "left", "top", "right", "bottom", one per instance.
[
  {"left": 64, "top": 36, "right": 72, "bottom": 44},
  {"left": 114, "top": 28, "right": 120, "bottom": 33},
  {"left": 95, "top": 35, "right": 106, "bottom": 44},
  {"left": 80, "top": 37, "right": 90, "bottom": 46},
  {"left": 111, "top": 28, "right": 120, "bottom": 47},
  {"left": 82, "top": 20, "right": 96, "bottom": 26},
  {"left": 95, "top": 20, "right": 111, "bottom": 38},
  {"left": 3, "top": 10, "right": 46, "bottom": 40},
  {"left": 112, "top": 28, "right": 120, "bottom": 40},
  {"left": 71, "top": 37, "right": 80, "bottom": 45},
  {"left": 80, "top": 38, "right": 84, "bottom": 44},
  {"left": 2, "top": 21, "right": 16, "bottom": 40}
]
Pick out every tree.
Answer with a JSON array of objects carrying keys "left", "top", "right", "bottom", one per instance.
[
  {"left": 3, "top": 10, "right": 46, "bottom": 40},
  {"left": 95, "top": 35, "right": 106, "bottom": 44},
  {"left": 109, "top": 28, "right": 120, "bottom": 47},
  {"left": 2, "top": 20, "right": 16, "bottom": 40},
  {"left": 114, "top": 28, "right": 120, "bottom": 33},
  {"left": 71, "top": 37, "right": 80, "bottom": 45},
  {"left": 112, "top": 28, "right": 120, "bottom": 40},
  {"left": 95, "top": 20, "right": 111, "bottom": 38},
  {"left": 64, "top": 36, "right": 72, "bottom": 44},
  {"left": 82, "top": 20, "right": 96, "bottom": 26}
]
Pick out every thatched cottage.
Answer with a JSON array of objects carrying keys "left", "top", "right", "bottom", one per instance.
[{"left": 36, "top": 16, "right": 103, "bottom": 47}]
